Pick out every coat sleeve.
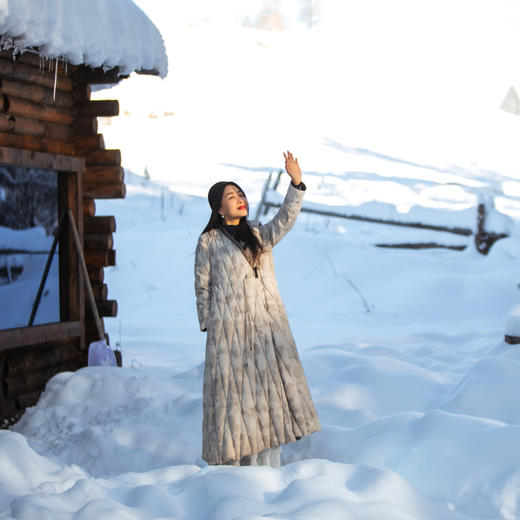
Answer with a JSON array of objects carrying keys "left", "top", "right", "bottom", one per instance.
[
  {"left": 258, "top": 182, "right": 306, "bottom": 247},
  {"left": 194, "top": 234, "right": 211, "bottom": 332}
]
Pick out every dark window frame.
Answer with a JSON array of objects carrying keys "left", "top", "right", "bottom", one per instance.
[{"left": 0, "top": 147, "right": 85, "bottom": 352}]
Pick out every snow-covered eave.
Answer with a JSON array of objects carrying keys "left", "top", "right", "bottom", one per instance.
[{"left": 0, "top": 0, "right": 168, "bottom": 79}]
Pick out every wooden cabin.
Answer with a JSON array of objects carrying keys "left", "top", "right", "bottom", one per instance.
[{"left": 0, "top": 3, "right": 167, "bottom": 425}]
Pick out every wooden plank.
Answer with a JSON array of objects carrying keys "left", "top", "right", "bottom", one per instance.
[
  {"left": 84, "top": 181, "right": 126, "bottom": 199},
  {"left": 73, "top": 134, "right": 105, "bottom": 151},
  {"left": 87, "top": 266, "right": 104, "bottom": 284},
  {"left": 3, "top": 95, "right": 75, "bottom": 125},
  {"left": 84, "top": 216, "right": 116, "bottom": 234},
  {"left": 73, "top": 66, "right": 123, "bottom": 85},
  {"left": 375, "top": 242, "right": 467, "bottom": 251},
  {"left": 4, "top": 342, "right": 80, "bottom": 376},
  {"left": 0, "top": 132, "right": 75, "bottom": 156},
  {"left": 95, "top": 300, "right": 118, "bottom": 318},
  {"left": 0, "top": 77, "right": 74, "bottom": 108},
  {"left": 84, "top": 166, "right": 124, "bottom": 184},
  {"left": 92, "top": 283, "right": 108, "bottom": 300},
  {"left": 4, "top": 361, "right": 78, "bottom": 397},
  {"left": 4, "top": 51, "right": 71, "bottom": 76},
  {"left": 0, "top": 146, "right": 84, "bottom": 172},
  {"left": 85, "top": 250, "right": 116, "bottom": 267},
  {"left": 72, "top": 84, "right": 91, "bottom": 102},
  {"left": 0, "top": 322, "right": 81, "bottom": 351},
  {"left": 76, "top": 100, "right": 120, "bottom": 118},
  {"left": 83, "top": 198, "right": 96, "bottom": 217},
  {"left": 263, "top": 202, "right": 474, "bottom": 237},
  {"left": 0, "top": 114, "right": 73, "bottom": 141},
  {"left": 73, "top": 117, "right": 98, "bottom": 135},
  {"left": 84, "top": 233, "right": 114, "bottom": 250},
  {"left": 15, "top": 391, "right": 41, "bottom": 410},
  {"left": 85, "top": 149, "right": 121, "bottom": 166},
  {"left": 0, "top": 57, "right": 74, "bottom": 92}
]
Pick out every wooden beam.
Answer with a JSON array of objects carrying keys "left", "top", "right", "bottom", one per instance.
[
  {"left": 0, "top": 57, "right": 74, "bottom": 92},
  {"left": 0, "top": 113, "right": 72, "bottom": 141},
  {"left": 4, "top": 362, "right": 78, "bottom": 397},
  {"left": 73, "top": 134, "right": 105, "bottom": 151},
  {"left": 72, "top": 84, "right": 91, "bottom": 102},
  {"left": 3, "top": 95, "right": 75, "bottom": 125},
  {"left": 87, "top": 300, "right": 118, "bottom": 318},
  {"left": 73, "top": 117, "right": 98, "bottom": 135},
  {"left": 84, "top": 166, "right": 124, "bottom": 185},
  {"left": 84, "top": 181, "right": 126, "bottom": 199},
  {"left": 84, "top": 233, "right": 114, "bottom": 250},
  {"left": 73, "top": 66, "right": 123, "bottom": 85},
  {"left": 91, "top": 283, "right": 108, "bottom": 300},
  {"left": 83, "top": 198, "right": 96, "bottom": 217},
  {"left": 85, "top": 149, "right": 121, "bottom": 166},
  {"left": 0, "top": 132, "right": 75, "bottom": 155},
  {"left": 375, "top": 242, "right": 467, "bottom": 251},
  {"left": 263, "top": 202, "right": 474, "bottom": 237},
  {"left": 15, "top": 391, "right": 42, "bottom": 410},
  {"left": 4, "top": 342, "right": 80, "bottom": 377},
  {"left": 0, "top": 77, "right": 74, "bottom": 108},
  {"left": 85, "top": 250, "right": 116, "bottom": 267},
  {"left": 87, "top": 266, "right": 104, "bottom": 284},
  {"left": 5, "top": 51, "right": 71, "bottom": 76},
  {"left": 0, "top": 322, "right": 81, "bottom": 351},
  {"left": 84, "top": 216, "right": 116, "bottom": 234},
  {"left": 76, "top": 100, "right": 120, "bottom": 118},
  {"left": 0, "top": 146, "right": 84, "bottom": 172}
]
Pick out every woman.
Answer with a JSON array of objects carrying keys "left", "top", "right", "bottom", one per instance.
[{"left": 194, "top": 151, "right": 320, "bottom": 467}]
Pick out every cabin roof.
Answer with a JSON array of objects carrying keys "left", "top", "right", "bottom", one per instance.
[{"left": 0, "top": 0, "right": 168, "bottom": 78}]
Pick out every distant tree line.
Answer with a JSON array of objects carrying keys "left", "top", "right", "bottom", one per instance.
[{"left": 0, "top": 166, "right": 58, "bottom": 234}]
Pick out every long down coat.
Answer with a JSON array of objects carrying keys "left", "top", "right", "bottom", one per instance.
[{"left": 194, "top": 182, "right": 321, "bottom": 465}]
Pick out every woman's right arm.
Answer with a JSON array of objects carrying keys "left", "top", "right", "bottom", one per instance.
[{"left": 194, "top": 234, "right": 211, "bottom": 332}]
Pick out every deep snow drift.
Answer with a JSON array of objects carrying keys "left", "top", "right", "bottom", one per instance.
[{"left": 3, "top": 170, "right": 520, "bottom": 519}]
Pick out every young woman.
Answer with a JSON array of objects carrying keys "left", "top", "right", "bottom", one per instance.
[{"left": 194, "top": 151, "right": 320, "bottom": 467}]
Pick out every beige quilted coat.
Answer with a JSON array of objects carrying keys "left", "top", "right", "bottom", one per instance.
[{"left": 194, "top": 182, "right": 321, "bottom": 465}]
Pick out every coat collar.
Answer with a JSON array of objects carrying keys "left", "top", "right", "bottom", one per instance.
[{"left": 218, "top": 227, "right": 256, "bottom": 269}]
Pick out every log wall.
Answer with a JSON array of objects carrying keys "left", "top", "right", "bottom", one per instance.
[{"left": 0, "top": 51, "right": 125, "bottom": 424}]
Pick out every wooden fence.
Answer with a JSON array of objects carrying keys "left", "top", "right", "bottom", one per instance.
[{"left": 255, "top": 171, "right": 508, "bottom": 254}]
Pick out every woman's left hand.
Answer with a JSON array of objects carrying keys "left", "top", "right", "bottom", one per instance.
[{"left": 283, "top": 150, "right": 302, "bottom": 185}]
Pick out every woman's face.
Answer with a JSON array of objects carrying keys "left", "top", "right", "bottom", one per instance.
[{"left": 219, "top": 184, "right": 248, "bottom": 224}]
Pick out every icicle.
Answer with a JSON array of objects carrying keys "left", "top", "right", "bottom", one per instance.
[{"left": 53, "top": 57, "right": 58, "bottom": 102}]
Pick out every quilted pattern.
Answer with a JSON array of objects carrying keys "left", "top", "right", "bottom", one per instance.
[{"left": 195, "top": 183, "right": 321, "bottom": 465}]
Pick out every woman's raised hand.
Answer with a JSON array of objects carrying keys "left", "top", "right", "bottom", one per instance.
[{"left": 283, "top": 150, "right": 302, "bottom": 186}]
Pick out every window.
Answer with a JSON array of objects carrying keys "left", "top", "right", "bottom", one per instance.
[{"left": 0, "top": 147, "right": 86, "bottom": 351}]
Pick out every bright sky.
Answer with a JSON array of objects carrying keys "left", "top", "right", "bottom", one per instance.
[{"left": 96, "top": 0, "right": 520, "bottom": 185}]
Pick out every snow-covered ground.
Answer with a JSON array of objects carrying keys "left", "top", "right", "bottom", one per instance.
[{"left": 3, "top": 0, "right": 520, "bottom": 518}]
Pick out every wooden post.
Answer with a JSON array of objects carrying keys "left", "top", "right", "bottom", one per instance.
[{"left": 68, "top": 209, "right": 104, "bottom": 341}]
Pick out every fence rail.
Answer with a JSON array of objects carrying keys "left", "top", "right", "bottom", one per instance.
[{"left": 255, "top": 170, "right": 508, "bottom": 254}]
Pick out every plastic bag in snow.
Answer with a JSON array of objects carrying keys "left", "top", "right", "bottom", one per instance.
[{"left": 88, "top": 339, "right": 117, "bottom": 367}]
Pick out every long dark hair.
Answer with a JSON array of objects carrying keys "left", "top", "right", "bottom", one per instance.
[{"left": 202, "top": 181, "right": 263, "bottom": 262}]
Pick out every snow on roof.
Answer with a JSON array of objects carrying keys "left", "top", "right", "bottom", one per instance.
[{"left": 0, "top": 0, "right": 168, "bottom": 78}]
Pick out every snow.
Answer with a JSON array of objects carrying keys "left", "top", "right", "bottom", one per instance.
[
  {"left": 0, "top": 0, "right": 167, "bottom": 77},
  {"left": 2, "top": 0, "right": 520, "bottom": 518},
  {"left": 505, "top": 306, "right": 520, "bottom": 338}
]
